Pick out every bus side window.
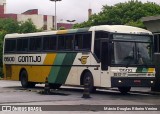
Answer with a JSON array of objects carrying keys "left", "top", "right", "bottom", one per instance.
[
  {"left": 65, "top": 35, "right": 74, "bottom": 50},
  {"left": 17, "top": 38, "right": 28, "bottom": 52},
  {"left": 74, "top": 33, "right": 91, "bottom": 51},
  {"left": 75, "top": 34, "right": 83, "bottom": 50},
  {"left": 5, "top": 39, "right": 16, "bottom": 53},
  {"left": 29, "top": 37, "right": 42, "bottom": 51},
  {"left": 58, "top": 35, "right": 65, "bottom": 50},
  {"left": 43, "top": 35, "right": 57, "bottom": 51}
]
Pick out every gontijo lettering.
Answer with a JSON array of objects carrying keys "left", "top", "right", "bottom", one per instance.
[{"left": 18, "top": 56, "right": 41, "bottom": 62}]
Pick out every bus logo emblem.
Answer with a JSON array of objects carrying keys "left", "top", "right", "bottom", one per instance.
[{"left": 79, "top": 56, "right": 89, "bottom": 64}]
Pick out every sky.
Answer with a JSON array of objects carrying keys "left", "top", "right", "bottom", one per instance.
[{"left": 5, "top": 0, "right": 160, "bottom": 23}]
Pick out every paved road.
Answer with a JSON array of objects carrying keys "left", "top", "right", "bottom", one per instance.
[{"left": 0, "top": 80, "right": 160, "bottom": 114}]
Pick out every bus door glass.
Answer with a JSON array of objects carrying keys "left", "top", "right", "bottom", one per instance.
[
  {"left": 100, "top": 40, "right": 109, "bottom": 70},
  {"left": 100, "top": 39, "right": 110, "bottom": 87}
]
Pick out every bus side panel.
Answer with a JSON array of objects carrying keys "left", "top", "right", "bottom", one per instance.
[
  {"left": 90, "top": 54, "right": 101, "bottom": 87},
  {"left": 65, "top": 53, "right": 101, "bottom": 87},
  {"left": 65, "top": 53, "right": 91, "bottom": 85},
  {"left": 27, "top": 53, "right": 57, "bottom": 83},
  {"left": 9, "top": 53, "right": 57, "bottom": 83},
  {"left": 48, "top": 53, "right": 77, "bottom": 84},
  {"left": 27, "top": 66, "right": 43, "bottom": 82},
  {"left": 6, "top": 65, "right": 46, "bottom": 83},
  {"left": 64, "top": 67, "right": 78, "bottom": 85}
]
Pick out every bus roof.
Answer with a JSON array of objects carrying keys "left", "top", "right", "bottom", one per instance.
[
  {"left": 94, "top": 25, "right": 152, "bottom": 35},
  {"left": 5, "top": 25, "right": 152, "bottom": 38}
]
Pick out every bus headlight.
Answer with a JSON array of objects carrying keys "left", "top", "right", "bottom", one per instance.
[
  {"left": 151, "top": 81, "right": 154, "bottom": 84},
  {"left": 118, "top": 80, "right": 122, "bottom": 83}
]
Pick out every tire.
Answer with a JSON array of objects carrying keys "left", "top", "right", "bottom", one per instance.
[
  {"left": 118, "top": 87, "right": 131, "bottom": 94},
  {"left": 49, "top": 83, "right": 62, "bottom": 89},
  {"left": 20, "top": 70, "right": 36, "bottom": 88},
  {"left": 83, "top": 72, "right": 96, "bottom": 93}
]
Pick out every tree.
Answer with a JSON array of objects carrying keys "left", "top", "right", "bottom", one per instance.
[
  {"left": 74, "top": 0, "right": 160, "bottom": 28},
  {"left": 0, "top": 18, "right": 19, "bottom": 33},
  {"left": 19, "top": 19, "right": 38, "bottom": 33}
]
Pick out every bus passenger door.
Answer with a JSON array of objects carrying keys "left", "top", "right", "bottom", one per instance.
[{"left": 100, "top": 40, "right": 110, "bottom": 87}]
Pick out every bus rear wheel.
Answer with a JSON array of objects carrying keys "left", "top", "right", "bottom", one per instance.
[
  {"left": 20, "top": 70, "right": 35, "bottom": 88},
  {"left": 118, "top": 87, "right": 131, "bottom": 94},
  {"left": 83, "top": 72, "right": 96, "bottom": 93}
]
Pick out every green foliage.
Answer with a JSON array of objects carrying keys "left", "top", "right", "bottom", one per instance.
[
  {"left": 0, "top": 18, "right": 19, "bottom": 33},
  {"left": 19, "top": 19, "right": 38, "bottom": 33},
  {"left": 74, "top": 0, "right": 160, "bottom": 28}
]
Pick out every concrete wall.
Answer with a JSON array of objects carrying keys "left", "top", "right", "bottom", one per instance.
[
  {"left": 17, "top": 14, "right": 44, "bottom": 30},
  {"left": 47, "top": 15, "right": 54, "bottom": 30},
  {"left": 17, "top": 14, "right": 54, "bottom": 30}
]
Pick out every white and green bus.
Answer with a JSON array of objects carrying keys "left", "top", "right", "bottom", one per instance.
[{"left": 3, "top": 25, "right": 155, "bottom": 93}]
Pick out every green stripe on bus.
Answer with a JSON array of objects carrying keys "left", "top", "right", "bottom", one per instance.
[
  {"left": 136, "top": 67, "right": 143, "bottom": 73},
  {"left": 48, "top": 53, "right": 77, "bottom": 84},
  {"left": 136, "top": 67, "right": 148, "bottom": 73},
  {"left": 48, "top": 53, "right": 66, "bottom": 83},
  {"left": 77, "top": 28, "right": 90, "bottom": 33},
  {"left": 55, "top": 53, "right": 77, "bottom": 84},
  {"left": 142, "top": 68, "right": 148, "bottom": 72},
  {"left": 67, "top": 29, "right": 78, "bottom": 34}
]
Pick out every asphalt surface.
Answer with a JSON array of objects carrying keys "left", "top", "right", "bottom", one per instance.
[{"left": 0, "top": 80, "right": 160, "bottom": 114}]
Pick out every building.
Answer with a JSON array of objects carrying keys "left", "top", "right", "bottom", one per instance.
[
  {"left": 0, "top": 0, "right": 75, "bottom": 30},
  {"left": 0, "top": 0, "right": 54, "bottom": 30}
]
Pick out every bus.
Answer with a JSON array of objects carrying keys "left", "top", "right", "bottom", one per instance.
[{"left": 3, "top": 25, "right": 155, "bottom": 94}]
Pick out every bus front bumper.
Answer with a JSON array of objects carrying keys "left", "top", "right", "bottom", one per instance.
[{"left": 111, "top": 77, "right": 155, "bottom": 87}]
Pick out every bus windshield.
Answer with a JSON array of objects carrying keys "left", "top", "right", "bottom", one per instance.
[{"left": 111, "top": 34, "right": 153, "bottom": 66}]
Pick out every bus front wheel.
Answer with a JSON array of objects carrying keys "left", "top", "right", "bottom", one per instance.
[
  {"left": 20, "top": 70, "right": 35, "bottom": 88},
  {"left": 118, "top": 87, "right": 131, "bottom": 94}
]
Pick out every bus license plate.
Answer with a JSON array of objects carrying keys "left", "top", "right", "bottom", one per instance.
[{"left": 134, "top": 80, "right": 141, "bottom": 83}]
